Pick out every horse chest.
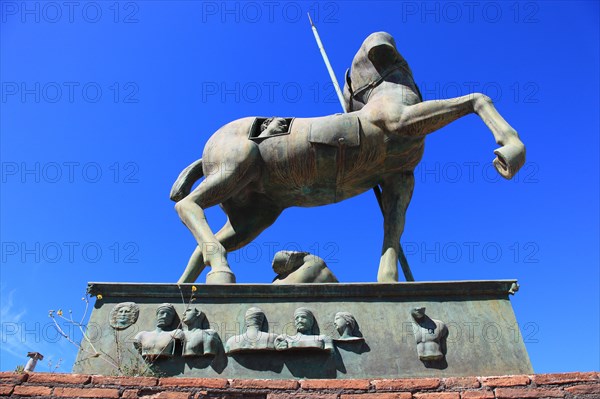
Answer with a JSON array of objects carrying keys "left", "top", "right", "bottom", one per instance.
[{"left": 382, "top": 135, "right": 425, "bottom": 173}]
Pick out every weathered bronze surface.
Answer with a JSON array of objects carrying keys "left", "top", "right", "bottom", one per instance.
[
  {"left": 133, "top": 304, "right": 183, "bottom": 362},
  {"left": 181, "top": 308, "right": 221, "bottom": 357},
  {"left": 109, "top": 302, "right": 139, "bottom": 330},
  {"left": 334, "top": 312, "right": 363, "bottom": 342},
  {"left": 271, "top": 251, "right": 338, "bottom": 284},
  {"left": 74, "top": 280, "right": 532, "bottom": 378},
  {"left": 170, "top": 32, "right": 526, "bottom": 284},
  {"left": 273, "top": 308, "right": 334, "bottom": 352},
  {"left": 225, "top": 307, "right": 278, "bottom": 354},
  {"left": 410, "top": 307, "right": 448, "bottom": 366}
]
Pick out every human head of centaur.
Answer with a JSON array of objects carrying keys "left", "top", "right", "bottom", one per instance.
[{"left": 343, "top": 32, "right": 422, "bottom": 112}]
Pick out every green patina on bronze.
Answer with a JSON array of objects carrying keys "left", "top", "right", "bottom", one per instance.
[
  {"left": 72, "top": 32, "right": 531, "bottom": 379},
  {"left": 74, "top": 280, "right": 532, "bottom": 378},
  {"left": 170, "top": 32, "right": 526, "bottom": 284}
]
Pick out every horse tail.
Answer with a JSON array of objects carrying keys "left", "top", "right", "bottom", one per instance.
[{"left": 170, "top": 158, "right": 204, "bottom": 202}]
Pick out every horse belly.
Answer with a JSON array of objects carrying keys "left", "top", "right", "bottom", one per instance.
[{"left": 336, "top": 127, "right": 387, "bottom": 199}]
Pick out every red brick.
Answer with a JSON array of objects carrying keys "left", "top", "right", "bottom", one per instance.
[
  {"left": 533, "top": 372, "right": 599, "bottom": 385},
  {"left": 267, "top": 394, "right": 338, "bottom": 399},
  {"left": 414, "top": 393, "right": 460, "bottom": 399},
  {"left": 12, "top": 385, "right": 52, "bottom": 396},
  {"left": 460, "top": 391, "right": 495, "bottom": 399},
  {"left": 153, "top": 391, "right": 191, "bottom": 399},
  {"left": 230, "top": 379, "right": 299, "bottom": 390},
  {"left": 159, "top": 378, "right": 228, "bottom": 389},
  {"left": 495, "top": 387, "right": 565, "bottom": 398},
  {"left": 53, "top": 387, "right": 120, "bottom": 398},
  {"left": 122, "top": 388, "right": 139, "bottom": 398},
  {"left": 301, "top": 379, "right": 370, "bottom": 390},
  {"left": 0, "top": 372, "right": 28, "bottom": 383},
  {"left": 480, "top": 375, "right": 530, "bottom": 387},
  {"left": 138, "top": 387, "right": 164, "bottom": 396},
  {"left": 564, "top": 384, "right": 600, "bottom": 395},
  {"left": 342, "top": 394, "right": 411, "bottom": 399},
  {"left": 0, "top": 371, "right": 26, "bottom": 378},
  {"left": 0, "top": 384, "right": 14, "bottom": 396},
  {"left": 444, "top": 377, "right": 480, "bottom": 389},
  {"left": 91, "top": 375, "right": 158, "bottom": 387},
  {"left": 27, "top": 372, "right": 91, "bottom": 385},
  {"left": 373, "top": 378, "right": 440, "bottom": 391}
]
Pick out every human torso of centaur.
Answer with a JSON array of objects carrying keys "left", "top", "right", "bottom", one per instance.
[{"left": 201, "top": 85, "right": 423, "bottom": 208}]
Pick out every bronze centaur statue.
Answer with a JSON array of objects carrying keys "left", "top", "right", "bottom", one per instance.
[{"left": 170, "top": 32, "right": 526, "bottom": 284}]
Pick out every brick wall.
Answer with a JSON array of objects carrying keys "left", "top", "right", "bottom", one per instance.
[{"left": 0, "top": 372, "right": 598, "bottom": 398}]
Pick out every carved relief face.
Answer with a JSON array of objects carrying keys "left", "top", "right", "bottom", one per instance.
[
  {"left": 117, "top": 306, "right": 132, "bottom": 324},
  {"left": 295, "top": 313, "right": 313, "bottom": 334},
  {"left": 182, "top": 308, "right": 197, "bottom": 324},
  {"left": 156, "top": 308, "right": 174, "bottom": 328},
  {"left": 334, "top": 315, "right": 347, "bottom": 334},
  {"left": 183, "top": 308, "right": 205, "bottom": 328},
  {"left": 411, "top": 307, "right": 426, "bottom": 320},
  {"left": 109, "top": 302, "right": 139, "bottom": 330}
]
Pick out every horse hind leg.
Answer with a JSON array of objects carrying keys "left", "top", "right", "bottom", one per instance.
[
  {"left": 178, "top": 196, "right": 283, "bottom": 283},
  {"left": 175, "top": 155, "right": 260, "bottom": 283}
]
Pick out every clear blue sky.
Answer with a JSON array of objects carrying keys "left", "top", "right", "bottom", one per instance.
[{"left": 1, "top": 1, "right": 598, "bottom": 374}]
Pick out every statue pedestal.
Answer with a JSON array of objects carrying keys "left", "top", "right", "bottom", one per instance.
[{"left": 74, "top": 280, "right": 532, "bottom": 378}]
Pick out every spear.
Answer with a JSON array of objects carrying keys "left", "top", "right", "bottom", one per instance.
[
  {"left": 307, "top": 13, "right": 346, "bottom": 112},
  {"left": 307, "top": 14, "right": 415, "bottom": 281}
]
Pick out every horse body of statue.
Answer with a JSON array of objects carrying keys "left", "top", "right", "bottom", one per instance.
[{"left": 171, "top": 32, "right": 525, "bottom": 284}]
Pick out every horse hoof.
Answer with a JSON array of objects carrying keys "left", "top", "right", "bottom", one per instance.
[
  {"left": 493, "top": 141, "right": 526, "bottom": 180},
  {"left": 206, "top": 270, "right": 236, "bottom": 284}
]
